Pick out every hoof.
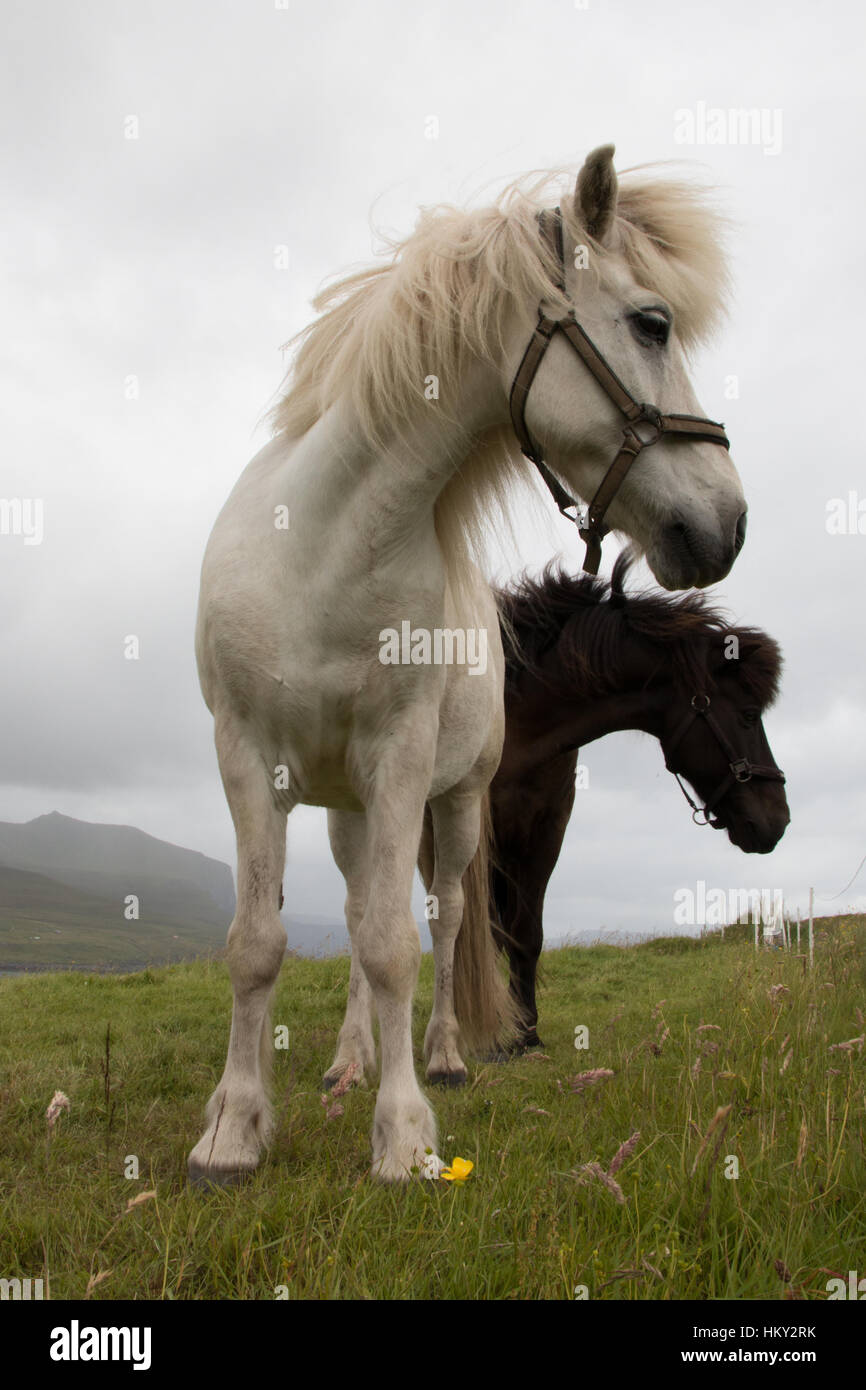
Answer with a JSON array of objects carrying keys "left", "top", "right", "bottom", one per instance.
[
  {"left": 371, "top": 1150, "right": 445, "bottom": 1182},
  {"left": 427, "top": 1069, "right": 467, "bottom": 1089},
  {"left": 187, "top": 1160, "right": 253, "bottom": 1190}
]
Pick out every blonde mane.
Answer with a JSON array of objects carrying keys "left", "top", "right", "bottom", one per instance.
[{"left": 269, "top": 165, "right": 731, "bottom": 589}]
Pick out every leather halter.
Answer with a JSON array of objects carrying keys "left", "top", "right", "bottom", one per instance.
[
  {"left": 663, "top": 693, "right": 786, "bottom": 828},
  {"left": 509, "top": 207, "right": 731, "bottom": 575}
]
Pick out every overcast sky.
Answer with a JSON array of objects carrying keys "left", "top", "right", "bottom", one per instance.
[{"left": 3, "top": 0, "right": 865, "bottom": 941}]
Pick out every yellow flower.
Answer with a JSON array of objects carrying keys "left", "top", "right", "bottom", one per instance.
[{"left": 440, "top": 1157, "right": 474, "bottom": 1184}]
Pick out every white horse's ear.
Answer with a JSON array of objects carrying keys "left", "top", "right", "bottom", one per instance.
[{"left": 574, "top": 144, "right": 618, "bottom": 242}]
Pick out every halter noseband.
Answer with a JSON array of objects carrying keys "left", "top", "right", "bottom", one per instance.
[
  {"left": 509, "top": 207, "right": 731, "bottom": 575},
  {"left": 663, "top": 693, "right": 786, "bottom": 828}
]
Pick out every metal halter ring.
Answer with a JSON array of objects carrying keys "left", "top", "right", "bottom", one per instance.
[
  {"left": 691, "top": 693, "right": 711, "bottom": 712},
  {"left": 632, "top": 405, "right": 664, "bottom": 447}
]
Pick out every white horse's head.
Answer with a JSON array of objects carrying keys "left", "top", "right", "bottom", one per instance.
[
  {"left": 271, "top": 146, "right": 747, "bottom": 592},
  {"left": 505, "top": 145, "right": 746, "bottom": 589}
]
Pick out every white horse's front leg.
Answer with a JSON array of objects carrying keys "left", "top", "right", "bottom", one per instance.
[{"left": 188, "top": 720, "right": 289, "bottom": 1185}]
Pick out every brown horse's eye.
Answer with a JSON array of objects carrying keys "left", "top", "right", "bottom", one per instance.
[{"left": 741, "top": 707, "right": 760, "bottom": 726}]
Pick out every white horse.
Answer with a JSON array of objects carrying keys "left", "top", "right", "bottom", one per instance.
[{"left": 189, "top": 145, "right": 746, "bottom": 1184}]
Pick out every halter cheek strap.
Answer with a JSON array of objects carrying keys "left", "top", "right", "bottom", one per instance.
[
  {"left": 663, "top": 693, "right": 786, "bottom": 827},
  {"left": 509, "top": 207, "right": 731, "bottom": 575}
]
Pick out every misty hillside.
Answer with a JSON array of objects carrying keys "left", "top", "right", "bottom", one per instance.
[
  {"left": 0, "top": 861, "right": 233, "bottom": 970},
  {"left": 0, "top": 811, "right": 235, "bottom": 920},
  {"left": 0, "top": 812, "right": 235, "bottom": 970},
  {"left": 0, "top": 812, "right": 356, "bottom": 970}
]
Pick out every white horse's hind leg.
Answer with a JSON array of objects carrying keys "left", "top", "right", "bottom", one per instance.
[
  {"left": 323, "top": 809, "right": 376, "bottom": 1089},
  {"left": 422, "top": 788, "right": 481, "bottom": 1086},
  {"left": 356, "top": 738, "right": 442, "bottom": 1182},
  {"left": 325, "top": 950, "right": 374, "bottom": 1087},
  {"left": 188, "top": 719, "right": 289, "bottom": 1185}
]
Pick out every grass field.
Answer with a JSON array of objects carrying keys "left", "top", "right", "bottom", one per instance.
[{"left": 0, "top": 917, "right": 864, "bottom": 1301}]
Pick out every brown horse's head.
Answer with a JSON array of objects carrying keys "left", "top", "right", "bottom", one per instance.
[
  {"left": 498, "top": 550, "right": 790, "bottom": 855},
  {"left": 658, "top": 629, "right": 789, "bottom": 853}
]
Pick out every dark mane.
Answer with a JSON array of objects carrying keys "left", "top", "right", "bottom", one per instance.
[{"left": 495, "top": 550, "right": 782, "bottom": 707}]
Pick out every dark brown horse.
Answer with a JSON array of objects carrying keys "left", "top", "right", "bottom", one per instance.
[{"left": 490, "top": 551, "right": 789, "bottom": 1050}]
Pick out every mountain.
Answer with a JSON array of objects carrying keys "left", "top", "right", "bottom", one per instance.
[
  {"left": 0, "top": 811, "right": 235, "bottom": 920},
  {"left": 0, "top": 812, "right": 235, "bottom": 971}
]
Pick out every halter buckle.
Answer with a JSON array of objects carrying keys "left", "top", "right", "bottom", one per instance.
[{"left": 731, "top": 759, "right": 752, "bottom": 783}]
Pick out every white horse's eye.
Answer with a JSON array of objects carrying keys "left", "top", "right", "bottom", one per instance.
[{"left": 630, "top": 309, "right": 671, "bottom": 346}]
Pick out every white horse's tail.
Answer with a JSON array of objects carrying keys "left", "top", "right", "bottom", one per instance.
[{"left": 452, "top": 791, "right": 520, "bottom": 1053}]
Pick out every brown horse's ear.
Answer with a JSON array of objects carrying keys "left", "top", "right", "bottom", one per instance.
[{"left": 574, "top": 144, "right": 618, "bottom": 243}]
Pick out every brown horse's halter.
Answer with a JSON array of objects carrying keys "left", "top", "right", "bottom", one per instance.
[
  {"left": 663, "top": 693, "right": 786, "bottom": 828},
  {"left": 509, "top": 207, "right": 731, "bottom": 575}
]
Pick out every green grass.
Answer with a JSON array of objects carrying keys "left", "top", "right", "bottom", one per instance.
[{"left": 0, "top": 917, "right": 864, "bottom": 1300}]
